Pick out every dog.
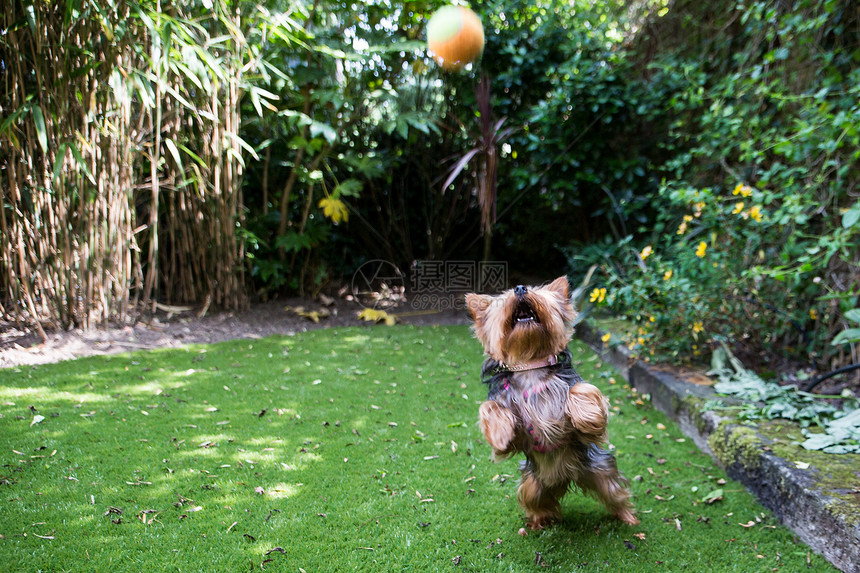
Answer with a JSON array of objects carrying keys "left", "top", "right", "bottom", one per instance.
[{"left": 466, "top": 276, "right": 638, "bottom": 530}]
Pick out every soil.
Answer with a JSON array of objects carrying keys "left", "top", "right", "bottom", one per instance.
[{"left": 0, "top": 298, "right": 471, "bottom": 370}]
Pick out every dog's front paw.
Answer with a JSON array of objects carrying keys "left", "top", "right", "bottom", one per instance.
[
  {"left": 565, "top": 383, "right": 609, "bottom": 442},
  {"left": 478, "top": 400, "right": 516, "bottom": 456}
]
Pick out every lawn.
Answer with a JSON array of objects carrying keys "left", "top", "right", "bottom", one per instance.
[{"left": 0, "top": 325, "right": 834, "bottom": 572}]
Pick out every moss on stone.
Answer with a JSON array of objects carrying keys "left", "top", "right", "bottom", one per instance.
[
  {"left": 708, "top": 422, "right": 763, "bottom": 470},
  {"left": 680, "top": 395, "right": 713, "bottom": 435},
  {"left": 758, "top": 420, "right": 860, "bottom": 527}
]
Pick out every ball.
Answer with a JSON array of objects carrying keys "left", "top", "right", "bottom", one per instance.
[{"left": 427, "top": 5, "right": 485, "bottom": 71}]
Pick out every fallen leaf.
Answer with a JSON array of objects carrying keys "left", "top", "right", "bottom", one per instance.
[
  {"left": 623, "top": 540, "right": 636, "bottom": 550},
  {"left": 254, "top": 487, "right": 265, "bottom": 495},
  {"left": 633, "top": 532, "right": 646, "bottom": 541},
  {"left": 794, "top": 461, "right": 810, "bottom": 470},
  {"left": 357, "top": 308, "right": 397, "bottom": 325},
  {"left": 30, "top": 415, "right": 45, "bottom": 427},
  {"left": 739, "top": 520, "right": 756, "bottom": 528},
  {"left": 702, "top": 488, "right": 724, "bottom": 504}
]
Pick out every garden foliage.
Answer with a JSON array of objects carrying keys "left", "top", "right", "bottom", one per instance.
[
  {"left": 1, "top": 0, "right": 857, "bottom": 377},
  {"left": 583, "top": 0, "right": 860, "bottom": 372}
]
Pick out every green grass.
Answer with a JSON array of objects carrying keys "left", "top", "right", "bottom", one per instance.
[{"left": 0, "top": 326, "right": 834, "bottom": 572}]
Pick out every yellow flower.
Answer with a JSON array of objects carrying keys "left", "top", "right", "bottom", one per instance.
[
  {"left": 677, "top": 221, "right": 688, "bottom": 235},
  {"left": 693, "top": 202, "right": 706, "bottom": 217},
  {"left": 640, "top": 245, "right": 653, "bottom": 260},
  {"left": 589, "top": 287, "right": 607, "bottom": 303},
  {"left": 809, "top": 309, "right": 818, "bottom": 320},
  {"left": 748, "top": 205, "right": 763, "bottom": 222},
  {"left": 601, "top": 332, "right": 611, "bottom": 343},
  {"left": 695, "top": 241, "right": 707, "bottom": 258},
  {"left": 318, "top": 197, "right": 349, "bottom": 224},
  {"left": 649, "top": 316, "right": 656, "bottom": 323},
  {"left": 733, "top": 184, "right": 753, "bottom": 197},
  {"left": 663, "top": 270, "right": 673, "bottom": 281},
  {"left": 732, "top": 201, "right": 745, "bottom": 214},
  {"left": 692, "top": 321, "right": 704, "bottom": 334}
]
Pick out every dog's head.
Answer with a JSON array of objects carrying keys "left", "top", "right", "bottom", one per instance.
[{"left": 465, "top": 276, "right": 575, "bottom": 364}]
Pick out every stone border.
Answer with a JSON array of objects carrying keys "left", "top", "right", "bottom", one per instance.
[{"left": 577, "top": 321, "right": 860, "bottom": 573}]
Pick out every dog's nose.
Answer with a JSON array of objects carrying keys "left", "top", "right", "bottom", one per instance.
[{"left": 514, "top": 285, "right": 527, "bottom": 296}]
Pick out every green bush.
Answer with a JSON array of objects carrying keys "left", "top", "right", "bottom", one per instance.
[{"left": 577, "top": 0, "right": 860, "bottom": 372}]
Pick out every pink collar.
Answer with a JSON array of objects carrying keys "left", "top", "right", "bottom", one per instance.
[{"left": 500, "top": 354, "right": 559, "bottom": 372}]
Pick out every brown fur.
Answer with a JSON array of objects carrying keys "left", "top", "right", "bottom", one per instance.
[{"left": 469, "top": 276, "right": 638, "bottom": 530}]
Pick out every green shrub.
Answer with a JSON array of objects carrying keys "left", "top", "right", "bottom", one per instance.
[{"left": 575, "top": 0, "right": 860, "bottom": 371}]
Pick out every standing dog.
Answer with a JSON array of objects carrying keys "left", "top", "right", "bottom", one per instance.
[{"left": 466, "top": 276, "right": 637, "bottom": 529}]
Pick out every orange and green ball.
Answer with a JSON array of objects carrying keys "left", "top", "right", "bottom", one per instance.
[{"left": 426, "top": 5, "right": 485, "bottom": 71}]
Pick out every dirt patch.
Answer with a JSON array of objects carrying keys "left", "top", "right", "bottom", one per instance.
[{"left": 0, "top": 298, "right": 471, "bottom": 369}]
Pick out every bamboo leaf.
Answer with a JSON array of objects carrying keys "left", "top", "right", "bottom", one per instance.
[
  {"left": 31, "top": 105, "right": 48, "bottom": 154},
  {"left": 171, "top": 61, "right": 204, "bottom": 91},
  {"left": 24, "top": 4, "right": 37, "bottom": 32},
  {"left": 225, "top": 132, "right": 260, "bottom": 161},
  {"left": 226, "top": 148, "right": 246, "bottom": 169},
  {"left": 64, "top": 0, "right": 76, "bottom": 26},
  {"left": 164, "top": 138, "right": 184, "bottom": 173},
  {"left": 163, "top": 84, "right": 195, "bottom": 112},
  {"left": 0, "top": 106, "right": 27, "bottom": 139},
  {"left": 52, "top": 143, "right": 68, "bottom": 184},
  {"left": 177, "top": 143, "right": 206, "bottom": 168},
  {"left": 88, "top": 0, "right": 114, "bottom": 41},
  {"left": 249, "top": 88, "right": 263, "bottom": 117},
  {"left": 68, "top": 142, "right": 96, "bottom": 185},
  {"left": 190, "top": 163, "right": 205, "bottom": 197}
]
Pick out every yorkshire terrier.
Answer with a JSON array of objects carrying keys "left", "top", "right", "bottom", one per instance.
[{"left": 466, "top": 276, "right": 637, "bottom": 530}]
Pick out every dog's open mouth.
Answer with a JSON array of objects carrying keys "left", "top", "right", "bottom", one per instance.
[{"left": 513, "top": 300, "right": 539, "bottom": 327}]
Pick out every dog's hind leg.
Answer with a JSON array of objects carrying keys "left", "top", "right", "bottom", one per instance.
[
  {"left": 517, "top": 463, "right": 569, "bottom": 530},
  {"left": 575, "top": 447, "right": 638, "bottom": 525}
]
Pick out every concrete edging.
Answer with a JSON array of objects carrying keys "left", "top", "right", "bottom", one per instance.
[{"left": 576, "top": 321, "right": 860, "bottom": 573}]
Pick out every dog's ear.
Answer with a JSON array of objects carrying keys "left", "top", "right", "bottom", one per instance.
[
  {"left": 546, "top": 276, "right": 570, "bottom": 298},
  {"left": 465, "top": 293, "right": 492, "bottom": 323}
]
